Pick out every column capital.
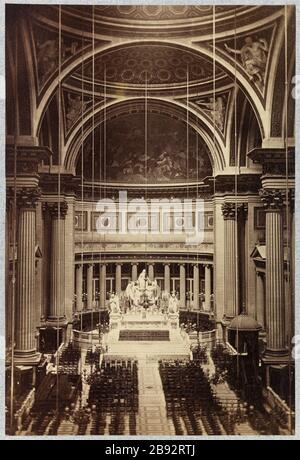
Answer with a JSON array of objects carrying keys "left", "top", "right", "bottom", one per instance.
[
  {"left": 43, "top": 201, "right": 68, "bottom": 219},
  {"left": 87, "top": 263, "right": 94, "bottom": 268},
  {"left": 75, "top": 263, "right": 82, "bottom": 269},
  {"left": 13, "top": 187, "right": 41, "bottom": 209},
  {"left": 256, "top": 270, "right": 265, "bottom": 278},
  {"left": 221, "top": 202, "right": 248, "bottom": 220},
  {"left": 259, "top": 188, "right": 284, "bottom": 211},
  {"left": 131, "top": 262, "right": 138, "bottom": 266}
]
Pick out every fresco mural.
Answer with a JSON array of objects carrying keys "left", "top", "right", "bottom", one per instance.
[{"left": 77, "top": 113, "right": 212, "bottom": 183}]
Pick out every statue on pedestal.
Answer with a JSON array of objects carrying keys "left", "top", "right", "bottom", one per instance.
[
  {"left": 168, "top": 292, "right": 179, "bottom": 315},
  {"left": 124, "top": 269, "right": 159, "bottom": 311},
  {"left": 108, "top": 293, "right": 120, "bottom": 314},
  {"left": 137, "top": 269, "right": 147, "bottom": 290}
]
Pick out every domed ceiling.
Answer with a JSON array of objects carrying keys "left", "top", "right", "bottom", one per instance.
[
  {"left": 76, "top": 112, "right": 212, "bottom": 184},
  {"left": 67, "top": 5, "right": 245, "bottom": 21},
  {"left": 73, "top": 44, "right": 224, "bottom": 87}
]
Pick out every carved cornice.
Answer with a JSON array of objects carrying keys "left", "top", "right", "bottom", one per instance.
[
  {"left": 40, "top": 173, "right": 80, "bottom": 195},
  {"left": 43, "top": 201, "right": 69, "bottom": 219},
  {"left": 259, "top": 188, "right": 284, "bottom": 211},
  {"left": 75, "top": 180, "right": 213, "bottom": 200},
  {"left": 221, "top": 202, "right": 248, "bottom": 220},
  {"left": 214, "top": 174, "right": 261, "bottom": 194},
  {"left": 247, "top": 147, "right": 295, "bottom": 176},
  {"left": 6, "top": 146, "right": 51, "bottom": 177}
]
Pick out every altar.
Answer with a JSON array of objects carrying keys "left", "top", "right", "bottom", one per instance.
[
  {"left": 120, "top": 311, "right": 169, "bottom": 330},
  {"left": 104, "top": 270, "right": 188, "bottom": 360}
]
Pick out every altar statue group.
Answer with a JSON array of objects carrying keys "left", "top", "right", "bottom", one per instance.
[{"left": 108, "top": 269, "right": 179, "bottom": 315}]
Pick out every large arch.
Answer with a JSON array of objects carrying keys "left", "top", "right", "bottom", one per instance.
[
  {"left": 34, "top": 38, "right": 269, "bottom": 139},
  {"left": 64, "top": 97, "right": 226, "bottom": 175}
]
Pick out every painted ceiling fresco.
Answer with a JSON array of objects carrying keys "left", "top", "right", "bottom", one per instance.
[{"left": 77, "top": 113, "right": 212, "bottom": 183}]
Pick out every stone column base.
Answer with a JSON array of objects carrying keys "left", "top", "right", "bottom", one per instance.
[
  {"left": 261, "top": 351, "right": 291, "bottom": 389},
  {"left": 262, "top": 349, "right": 290, "bottom": 364},
  {"left": 13, "top": 350, "right": 42, "bottom": 366}
]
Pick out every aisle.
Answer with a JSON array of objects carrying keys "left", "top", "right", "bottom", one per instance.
[{"left": 136, "top": 360, "right": 175, "bottom": 436}]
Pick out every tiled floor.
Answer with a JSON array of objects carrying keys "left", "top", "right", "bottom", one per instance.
[{"left": 137, "top": 360, "right": 175, "bottom": 436}]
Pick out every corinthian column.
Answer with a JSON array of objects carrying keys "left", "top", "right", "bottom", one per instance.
[
  {"left": 115, "top": 263, "right": 122, "bottom": 295},
  {"left": 100, "top": 263, "right": 107, "bottom": 309},
  {"left": 15, "top": 187, "right": 41, "bottom": 364},
  {"left": 260, "top": 189, "right": 287, "bottom": 355},
  {"left": 45, "top": 201, "right": 68, "bottom": 321},
  {"left": 164, "top": 263, "right": 170, "bottom": 293},
  {"left": 148, "top": 264, "right": 154, "bottom": 281},
  {"left": 131, "top": 263, "right": 138, "bottom": 281},
  {"left": 179, "top": 264, "right": 186, "bottom": 309},
  {"left": 193, "top": 264, "right": 199, "bottom": 310},
  {"left": 75, "top": 264, "right": 83, "bottom": 311},
  {"left": 204, "top": 264, "right": 212, "bottom": 312},
  {"left": 87, "top": 263, "right": 94, "bottom": 309}
]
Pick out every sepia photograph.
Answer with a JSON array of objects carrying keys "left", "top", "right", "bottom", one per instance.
[{"left": 4, "top": 3, "right": 296, "bottom": 438}]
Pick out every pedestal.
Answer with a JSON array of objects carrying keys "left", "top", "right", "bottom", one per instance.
[
  {"left": 109, "top": 313, "right": 122, "bottom": 330},
  {"left": 168, "top": 313, "right": 179, "bottom": 329}
]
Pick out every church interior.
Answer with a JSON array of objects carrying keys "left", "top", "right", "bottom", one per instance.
[{"left": 5, "top": 5, "right": 295, "bottom": 436}]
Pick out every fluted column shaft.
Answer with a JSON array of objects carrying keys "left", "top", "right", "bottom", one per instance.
[
  {"left": 15, "top": 188, "right": 40, "bottom": 361},
  {"left": 116, "top": 263, "right": 122, "bottom": 295},
  {"left": 100, "top": 264, "right": 107, "bottom": 309},
  {"left": 284, "top": 274, "right": 291, "bottom": 344},
  {"left": 266, "top": 209, "right": 285, "bottom": 351},
  {"left": 47, "top": 202, "right": 68, "bottom": 320},
  {"left": 16, "top": 208, "right": 36, "bottom": 354},
  {"left": 222, "top": 203, "right": 239, "bottom": 318},
  {"left": 87, "top": 264, "right": 93, "bottom": 309},
  {"left": 260, "top": 189, "right": 286, "bottom": 353},
  {"left": 75, "top": 264, "right": 83, "bottom": 311},
  {"left": 225, "top": 219, "right": 238, "bottom": 317},
  {"left": 164, "top": 264, "right": 170, "bottom": 293},
  {"left": 205, "top": 265, "right": 212, "bottom": 311},
  {"left": 193, "top": 264, "right": 199, "bottom": 310},
  {"left": 290, "top": 191, "right": 295, "bottom": 338},
  {"left": 179, "top": 264, "right": 186, "bottom": 308}
]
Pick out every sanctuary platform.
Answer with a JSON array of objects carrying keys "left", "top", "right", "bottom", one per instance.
[{"left": 106, "top": 311, "right": 190, "bottom": 361}]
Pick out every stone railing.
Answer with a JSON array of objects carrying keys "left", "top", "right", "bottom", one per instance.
[
  {"left": 185, "top": 329, "right": 217, "bottom": 349},
  {"left": 73, "top": 329, "right": 99, "bottom": 344},
  {"left": 16, "top": 388, "right": 35, "bottom": 432},
  {"left": 262, "top": 386, "right": 294, "bottom": 429}
]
